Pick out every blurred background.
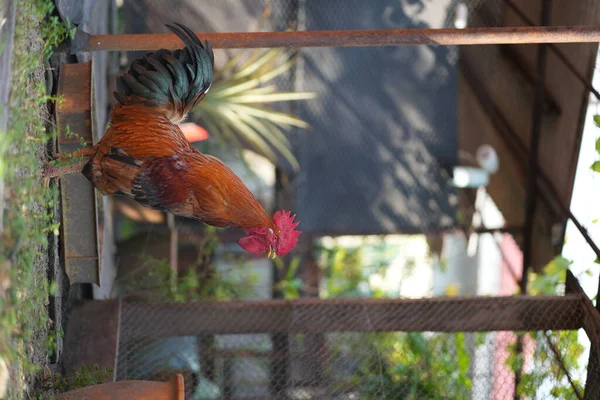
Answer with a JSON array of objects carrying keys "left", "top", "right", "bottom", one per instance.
[{"left": 53, "top": 0, "right": 600, "bottom": 398}]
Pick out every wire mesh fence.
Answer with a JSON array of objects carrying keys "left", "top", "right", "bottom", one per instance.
[
  {"left": 114, "top": 296, "right": 594, "bottom": 399},
  {"left": 108, "top": 1, "right": 600, "bottom": 399}
]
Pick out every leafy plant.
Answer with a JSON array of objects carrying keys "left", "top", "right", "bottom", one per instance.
[
  {"left": 317, "top": 244, "right": 365, "bottom": 298},
  {"left": 591, "top": 115, "right": 600, "bottom": 173},
  {"left": 40, "top": 364, "right": 113, "bottom": 395},
  {"left": 273, "top": 256, "right": 302, "bottom": 299},
  {"left": 505, "top": 255, "right": 587, "bottom": 399},
  {"left": 116, "top": 227, "right": 258, "bottom": 302},
  {"left": 194, "top": 49, "right": 317, "bottom": 171},
  {"left": 325, "top": 331, "right": 476, "bottom": 399}
]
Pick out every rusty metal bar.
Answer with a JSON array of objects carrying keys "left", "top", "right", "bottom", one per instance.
[
  {"left": 120, "top": 295, "right": 584, "bottom": 338},
  {"left": 502, "top": 0, "right": 600, "bottom": 100},
  {"left": 84, "top": 26, "right": 600, "bottom": 52}
]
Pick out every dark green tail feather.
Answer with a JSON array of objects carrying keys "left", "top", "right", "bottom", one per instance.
[{"left": 114, "top": 23, "right": 214, "bottom": 122}]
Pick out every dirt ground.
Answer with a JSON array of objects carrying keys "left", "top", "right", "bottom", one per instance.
[{"left": 0, "top": 2, "right": 67, "bottom": 399}]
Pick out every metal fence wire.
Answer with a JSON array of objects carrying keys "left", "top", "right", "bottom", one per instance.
[
  {"left": 114, "top": 296, "right": 594, "bottom": 399},
  {"left": 112, "top": 0, "right": 600, "bottom": 399}
]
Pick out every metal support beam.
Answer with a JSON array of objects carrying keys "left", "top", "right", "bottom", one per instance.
[
  {"left": 83, "top": 26, "right": 600, "bottom": 52},
  {"left": 515, "top": 3, "right": 551, "bottom": 397},
  {"left": 520, "top": 0, "right": 550, "bottom": 294},
  {"left": 119, "top": 296, "right": 584, "bottom": 338}
]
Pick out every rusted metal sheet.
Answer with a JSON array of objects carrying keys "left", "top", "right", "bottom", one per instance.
[
  {"left": 56, "top": 60, "right": 100, "bottom": 285},
  {"left": 83, "top": 26, "right": 600, "bottom": 52},
  {"left": 62, "top": 298, "right": 120, "bottom": 380}
]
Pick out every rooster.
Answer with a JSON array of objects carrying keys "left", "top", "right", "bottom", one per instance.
[{"left": 43, "top": 23, "right": 300, "bottom": 258}]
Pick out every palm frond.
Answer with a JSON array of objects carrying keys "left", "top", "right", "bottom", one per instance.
[{"left": 194, "top": 48, "right": 316, "bottom": 170}]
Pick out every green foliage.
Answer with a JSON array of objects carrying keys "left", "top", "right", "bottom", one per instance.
[
  {"left": 117, "top": 227, "right": 258, "bottom": 302},
  {"left": 505, "top": 331, "right": 585, "bottom": 400},
  {"left": 32, "top": 0, "right": 75, "bottom": 57},
  {"left": 273, "top": 256, "right": 302, "bottom": 299},
  {"left": 505, "top": 256, "right": 587, "bottom": 399},
  {"left": 0, "top": 1, "right": 74, "bottom": 398},
  {"left": 527, "top": 255, "right": 571, "bottom": 295},
  {"left": 326, "top": 331, "right": 476, "bottom": 400},
  {"left": 39, "top": 364, "right": 113, "bottom": 395},
  {"left": 314, "top": 237, "right": 478, "bottom": 398},
  {"left": 195, "top": 49, "right": 317, "bottom": 170},
  {"left": 592, "top": 114, "right": 600, "bottom": 173},
  {"left": 317, "top": 244, "right": 365, "bottom": 298}
]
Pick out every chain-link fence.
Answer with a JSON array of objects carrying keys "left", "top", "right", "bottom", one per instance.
[
  {"left": 113, "top": 294, "right": 596, "bottom": 399},
  {"left": 109, "top": 1, "right": 600, "bottom": 398}
]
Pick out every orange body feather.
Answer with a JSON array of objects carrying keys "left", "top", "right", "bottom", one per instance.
[{"left": 89, "top": 104, "right": 273, "bottom": 230}]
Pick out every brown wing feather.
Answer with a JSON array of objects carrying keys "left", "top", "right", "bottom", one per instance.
[{"left": 91, "top": 103, "right": 272, "bottom": 229}]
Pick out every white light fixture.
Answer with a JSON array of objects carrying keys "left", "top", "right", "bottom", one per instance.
[
  {"left": 453, "top": 166, "right": 489, "bottom": 188},
  {"left": 476, "top": 144, "right": 499, "bottom": 174},
  {"left": 454, "top": 3, "right": 468, "bottom": 29}
]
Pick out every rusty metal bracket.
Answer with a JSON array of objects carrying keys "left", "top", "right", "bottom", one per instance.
[{"left": 56, "top": 60, "right": 100, "bottom": 285}]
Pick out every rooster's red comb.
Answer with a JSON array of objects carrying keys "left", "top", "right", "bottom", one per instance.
[{"left": 273, "top": 210, "right": 301, "bottom": 256}]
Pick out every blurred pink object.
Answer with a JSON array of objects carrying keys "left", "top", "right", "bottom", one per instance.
[{"left": 179, "top": 122, "right": 209, "bottom": 142}]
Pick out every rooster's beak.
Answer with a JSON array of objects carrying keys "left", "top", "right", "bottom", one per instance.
[{"left": 267, "top": 246, "right": 277, "bottom": 259}]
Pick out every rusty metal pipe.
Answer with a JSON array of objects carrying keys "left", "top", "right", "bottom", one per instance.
[{"left": 84, "top": 26, "right": 600, "bottom": 52}]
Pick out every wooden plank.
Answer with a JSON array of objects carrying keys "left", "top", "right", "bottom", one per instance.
[
  {"left": 565, "top": 270, "right": 600, "bottom": 399},
  {"left": 118, "top": 295, "right": 584, "bottom": 339},
  {"left": 56, "top": 60, "right": 100, "bottom": 285}
]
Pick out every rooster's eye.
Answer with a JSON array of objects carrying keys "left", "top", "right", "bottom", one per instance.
[{"left": 273, "top": 235, "right": 278, "bottom": 241}]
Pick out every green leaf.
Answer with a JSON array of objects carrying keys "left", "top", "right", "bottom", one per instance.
[
  {"left": 591, "top": 161, "right": 600, "bottom": 173},
  {"left": 596, "top": 136, "right": 600, "bottom": 154},
  {"left": 228, "top": 92, "right": 317, "bottom": 104},
  {"left": 594, "top": 257, "right": 600, "bottom": 264},
  {"left": 193, "top": 47, "right": 315, "bottom": 169},
  {"left": 594, "top": 114, "right": 600, "bottom": 127}
]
